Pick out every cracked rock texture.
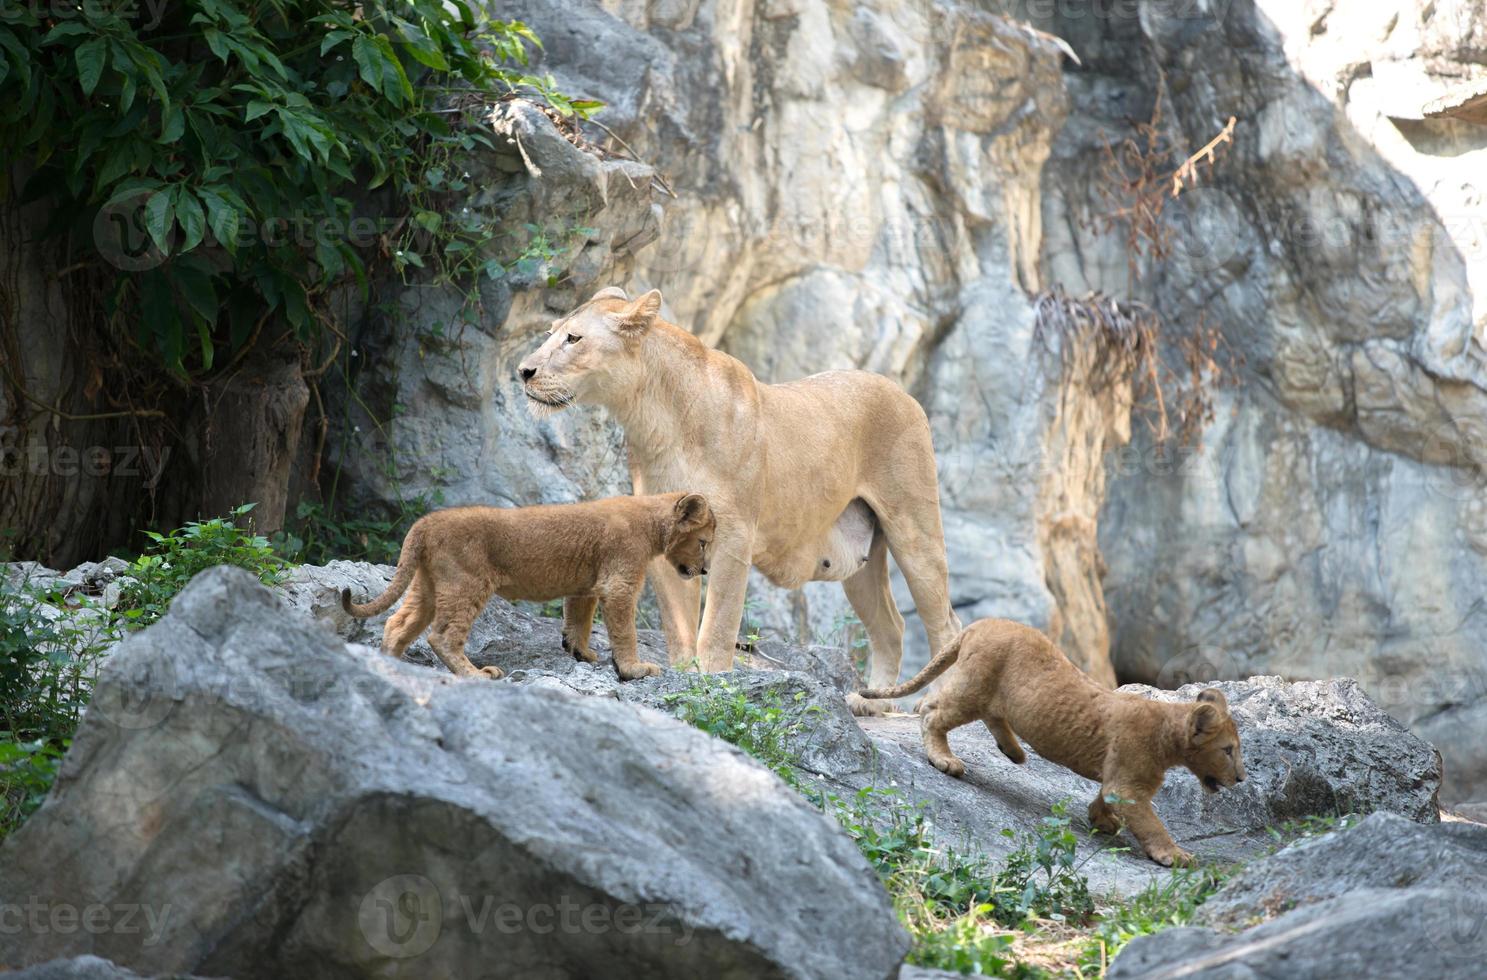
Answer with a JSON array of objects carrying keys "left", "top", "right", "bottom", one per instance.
[
  {"left": 326, "top": 1, "right": 1487, "bottom": 807},
  {"left": 0, "top": 567, "right": 907, "bottom": 979},
  {"left": 1107, "top": 813, "right": 1487, "bottom": 978}
]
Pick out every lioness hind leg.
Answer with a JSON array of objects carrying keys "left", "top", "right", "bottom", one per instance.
[
  {"left": 428, "top": 590, "right": 501, "bottom": 680},
  {"left": 842, "top": 525, "right": 904, "bottom": 718},
  {"left": 562, "top": 596, "right": 599, "bottom": 664},
  {"left": 381, "top": 572, "right": 434, "bottom": 659},
  {"left": 984, "top": 716, "right": 1027, "bottom": 764}
]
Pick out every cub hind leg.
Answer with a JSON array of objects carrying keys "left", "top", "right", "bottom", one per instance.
[
  {"left": 562, "top": 596, "right": 600, "bottom": 664},
  {"left": 428, "top": 581, "right": 502, "bottom": 680},
  {"left": 983, "top": 716, "right": 1027, "bottom": 764},
  {"left": 381, "top": 571, "right": 434, "bottom": 659},
  {"left": 919, "top": 696, "right": 979, "bottom": 778}
]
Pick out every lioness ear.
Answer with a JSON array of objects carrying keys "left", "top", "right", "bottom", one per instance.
[
  {"left": 1188, "top": 702, "right": 1223, "bottom": 743},
  {"left": 591, "top": 286, "right": 628, "bottom": 302},
  {"left": 674, "top": 492, "right": 710, "bottom": 529},
  {"left": 611, "top": 289, "right": 662, "bottom": 337},
  {"left": 1196, "top": 688, "right": 1228, "bottom": 712}
]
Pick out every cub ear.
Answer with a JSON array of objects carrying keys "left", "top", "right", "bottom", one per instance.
[
  {"left": 674, "top": 492, "right": 711, "bottom": 529},
  {"left": 611, "top": 288, "right": 662, "bottom": 337},
  {"left": 1188, "top": 702, "right": 1223, "bottom": 743},
  {"left": 591, "top": 286, "right": 628, "bottom": 302},
  {"left": 1196, "top": 688, "right": 1229, "bottom": 712}
]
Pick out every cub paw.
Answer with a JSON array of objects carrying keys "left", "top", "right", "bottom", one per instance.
[
  {"left": 931, "top": 755, "right": 966, "bottom": 779},
  {"left": 999, "top": 745, "right": 1027, "bottom": 765},
  {"left": 617, "top": 661, "right": 663, "bottom": 681},
  {"left": 846, "top": 693, "right": 886, "bottom": 717},
  {"left": 478, "top": 665, "right": 504, "bottom": 680},
  {"left": 1089, "top": 813, "right": 1121, "bottom": 836},
  {"left": 562, "top": 636, "right": 599, "bottom": 664},
  {"left": 1149, "top": 847, "right": 1193, "bottom": 868}
]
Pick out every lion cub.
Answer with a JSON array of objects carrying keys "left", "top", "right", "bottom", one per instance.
[
  {"left": 862, "top": 618, "right": 1246, "bottom": 867},
  {"left": 343, "top": 492, "right": 715, "bottom": 682}
]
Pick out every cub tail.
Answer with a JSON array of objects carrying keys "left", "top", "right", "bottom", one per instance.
[
  {"left": 341, "top": 525, "right": 422, "bottom": 618},
  {"left": 859, "top": 630, "right": 965, "bottom": 700}
]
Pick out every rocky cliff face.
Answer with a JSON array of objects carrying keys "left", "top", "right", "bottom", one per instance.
[
  {"left": 1026, "top": 0, "right": 1487, "bottom": 808},
  {"left": 330, "top": 1, "right": 1487, "bottom": 805}
]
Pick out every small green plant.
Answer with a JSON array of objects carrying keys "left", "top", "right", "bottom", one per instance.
[
  {"left": 274, "top": 495, "right": 439, "bottom": 566},
  {"left": 1265, "top": 811, "right": 1361, "bottom": 844},
  {"left": 0, "top": 574, "right": 120, "bottom": 839},
  {"left": 662, "top": 676, "right": 820, "bottom": 788},
  {"left": 118, "top": 504, "right": 287, "bottom": 630},
  {"left": 1076, "top": 865, "right": 1229, "bottom": 974},
  {"left": 996, "top": 799, "right": 1096, "bottom": 925},
  {"left": 0, "top": 738, "right": 67, "bottom": 838}
]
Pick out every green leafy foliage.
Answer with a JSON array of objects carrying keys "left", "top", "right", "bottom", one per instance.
[
  {"left": 117, "top": 503, "right": 287, "bottom": 628},
  {"left": 1, "top": 503, "right": 292, "bottom": 840},
  {"left": 273, "top": 496, "right": 436, "bottom": 566},
  {"left": 0, "top": 739, "right": 67, "bottom": 839},
  {"left": 0, "top": 1, "right": 599, "bottom": 376},
  {"left": 661, "top": 677, "right": 821, "bottom": 789},
  {"left": 1076, "top": 866, "right": 1228, "bottom": 975},
  {"left": 660, "top": 678, "right": 1241, "bottom": 976}
]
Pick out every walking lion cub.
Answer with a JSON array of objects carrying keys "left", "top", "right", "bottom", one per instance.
[
  {"left": 343, "top": 493, "right": 714, "bottom": 682},
  {"left": 862, "top": 618, "right": 1246, "bottom": 867}
]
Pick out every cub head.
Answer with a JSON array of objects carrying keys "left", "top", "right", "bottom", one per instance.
[
  {"left": 664, "top": 493, "right": 715, "bottom": 580},
  {"left": 1183, "top": 688, "right": 1246, "bottom": 794},
  {"left": 515, "top": 287, "right": 663, "bottom": 415}
]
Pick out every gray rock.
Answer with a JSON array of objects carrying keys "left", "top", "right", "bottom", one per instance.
[
  {"left": 279, "top": 562, "right": 1444, "bottom": 899},
  {"left": 8, "top": 957, "right": 213, "bottom": 979},
  {"left": 0, "top": 567, "right": 908, "bottom": 979},
  {"left": 1108, "top": 814, "right": 1487, "bottom": 979}
]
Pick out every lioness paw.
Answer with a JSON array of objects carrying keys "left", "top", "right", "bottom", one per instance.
[
  {"left": 846, "top": 692, "right": 887, "bottom": 717},
  {"left": 617, "top": 661, "right": 663, "bottom": 681},
  {"left": 478, "top": 666, "right": 504, "bottom": 680}
]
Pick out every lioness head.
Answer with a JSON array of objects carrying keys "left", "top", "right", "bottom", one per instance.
[
  {"left": 665, "top": 493, "right": 715, "bottom": 580},
  {"left": 1183, "top": 689, "right": 1246, "bottom": 794},
  {"left": 516, "top": 287, "right": 662, "bottom": 415}
]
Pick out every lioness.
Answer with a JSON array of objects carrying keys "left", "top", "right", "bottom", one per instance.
[
  {"left": 862, "top": 618, "right": 1246, "bottom": 867},
  {"left": 517, "top": 287, "right": 961, "bottom": 715},
  {"left": 342, "top": 492, "right": 715, "bottom": 682}
]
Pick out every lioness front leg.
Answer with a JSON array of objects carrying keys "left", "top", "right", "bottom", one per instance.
[
  {"left": 648, "top": 554, "right": 701, "bottom": 666},
  {"left": 562, "top": 596, "right": 599, "bottom": 664},
  {"left": 600, "top": 593, "right": 661, "bottom": 681},
  {"left": 696, "top": 525, "right": 754, "bottom": 673}
]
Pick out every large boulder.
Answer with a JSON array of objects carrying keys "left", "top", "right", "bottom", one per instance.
[
  {"left": 1108, "top": 813, "right": 1487, "bottom": 978},
  {"left": 0, "top": 567, "right": 908, "bottom": 979},
  {"left": 280, "top": 562, "right": 1445, "bottom": 899}
]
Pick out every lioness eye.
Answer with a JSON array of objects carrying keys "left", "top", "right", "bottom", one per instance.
[
  {"left": 1224, "top": 746, "right": 1234, "bottom": 757},
  {"left": 565, "top": 334, "right": 581, "bottom": 345}
]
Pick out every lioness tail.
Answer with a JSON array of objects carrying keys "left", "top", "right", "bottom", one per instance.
[
  {"left": 341, "top": 525, "right": 422, "bottom": 617},
  {"left": 859, "top": 630, "right": 965, "bottom": 699}
]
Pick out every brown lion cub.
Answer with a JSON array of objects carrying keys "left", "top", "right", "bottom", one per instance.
[
  {"left": 862, "top": 618, "right": 1246, "bottom": 867},
  {"left": 343, "top": 493, "right": 715, "bottom": 682}
]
